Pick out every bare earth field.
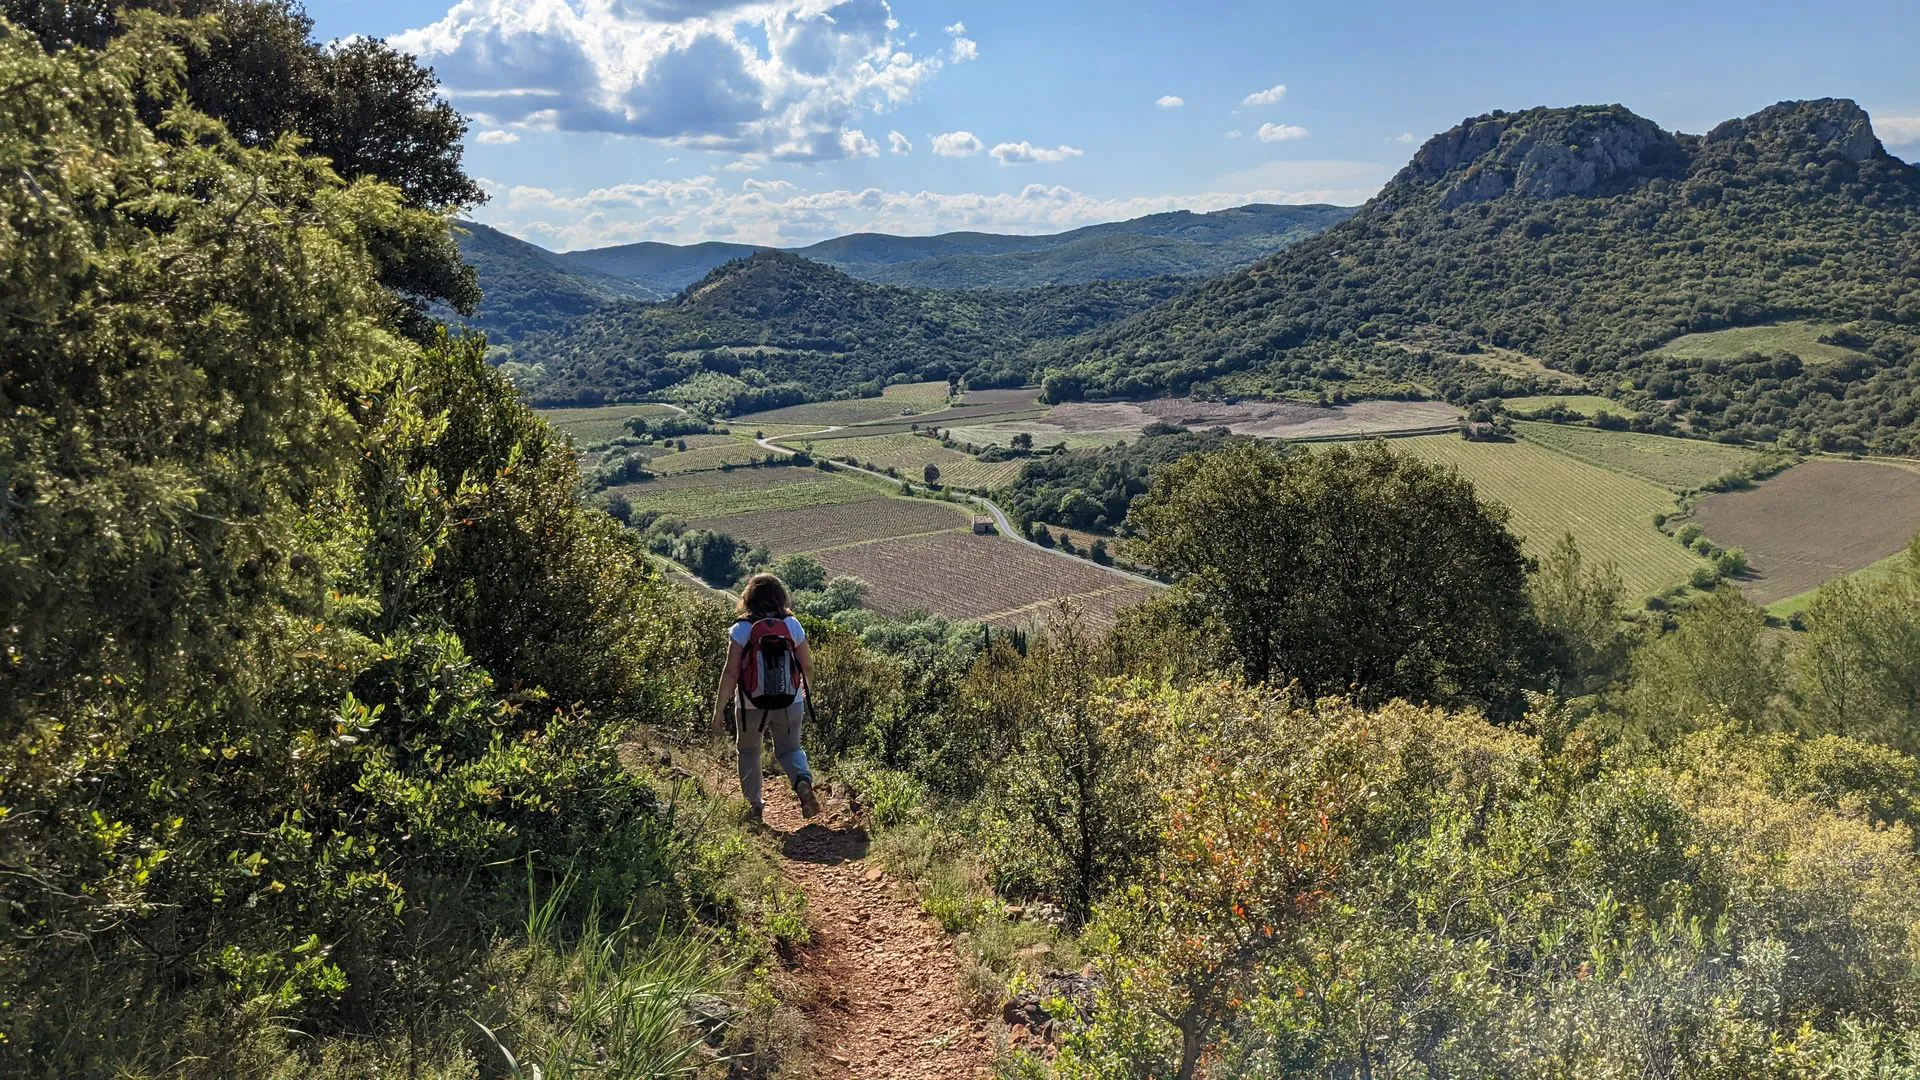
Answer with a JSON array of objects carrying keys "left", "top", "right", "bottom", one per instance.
[
  {"left": 1690, "top": 459, "right": 1920, "bottom": 604},
  {"left": 700, "top": 497, "right": 971, "bottom": 552},
  {"left": 814, "top": 528, "right": 1158, "bottom": 628},
  {"left": 1046, "top": 398, "right": 1461, "bottom": 440}
]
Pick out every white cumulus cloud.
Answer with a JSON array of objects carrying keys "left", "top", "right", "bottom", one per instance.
[
  {"left": 1242, "top": 83, "right": 1287, "bottom": 106},
  {"left": 991, "top": 141, "right": 1084, "bottom": 165},
  {"left": 944, "top": 18, "right": 976, "bottom": 61},
  {"left": 1156, "top": 95, "right": 1184, "bottom": 108},
  {"left": 392, "top": 0, "right": 945, "bottom": 162},
  {"left": 1877, "top": 115, "right": 1920, "bottom": 145},
  {"left": 1257, "top": 122, "right": 1309, "bottom": 142},
  {"left": 478, "top": 162, "right": 1391, "bottom": 249},
  {"left": 887, "top": 129, "right": 912, "bottom": 154},
  {"left": 1388, "top": 131, "right": 1416, "bottom": 144},
  {"left": 475, "top": 129, "right": 520, "bottom": 144},
  {"left": 1225, "top": 129, "right": 1242, "bottom": 139},
  {"left": 931, "top": 130, "right": 983, "bottom": 157},
  {"left": 840, "top": 128, "right": 881, "bottom": 157}
]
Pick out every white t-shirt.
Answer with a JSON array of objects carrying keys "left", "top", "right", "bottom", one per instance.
[{"left": 730, "top": 616, "right": 807, "bottom": 704}]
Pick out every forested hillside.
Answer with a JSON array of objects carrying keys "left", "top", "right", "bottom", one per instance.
[
  {"left": 447, "top": 221, "right": 659, "bottom": 343},
  {"left": 1035, "top": 100, "right": 1920, "bottom": 452},
  {"left": 514, "top": 251, "right": 1187, "bottom": 408}
]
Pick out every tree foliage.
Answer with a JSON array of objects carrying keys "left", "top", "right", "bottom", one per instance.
[{"left": 1129, "top": 441, "right": 1543, "bottom": 718}]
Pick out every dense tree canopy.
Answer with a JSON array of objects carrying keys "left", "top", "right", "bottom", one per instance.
[
  {"left": 2, "top": 0, "right": 484, "bottom": 326},
  {"left": 1129, "top": 440, "right": 1542, "bottom": 717}
]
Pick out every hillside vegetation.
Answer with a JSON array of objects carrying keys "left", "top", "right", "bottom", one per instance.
[
  {"left": 1035, "top": 100, "right": 1920, "bottom": 452},
  {"left": 515, "top": 251, "right": 1186, "bottom": 408}
]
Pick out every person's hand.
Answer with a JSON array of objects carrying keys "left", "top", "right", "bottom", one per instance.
[{"left": 709, "top": 704, "right": 728, "bottom": 739}]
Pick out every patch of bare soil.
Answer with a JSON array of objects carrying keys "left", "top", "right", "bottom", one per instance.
[
  {"left": 1046, "top": 397, "right": 1461, "bottom": 439},
  {"left": 759, "top": 784, "right": 993, "bottom": 1079},
  {"left": 1691, "top": 458, "right": 1920, "bottom": 603}
]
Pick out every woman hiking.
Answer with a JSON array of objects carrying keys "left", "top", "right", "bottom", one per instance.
[{"left": 712, "top": 572, "right": 821, "bottom": 822}]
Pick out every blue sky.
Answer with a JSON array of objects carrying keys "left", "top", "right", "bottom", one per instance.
[{"left": 306, "top": 0, "right": 1920, "bottom": 251}]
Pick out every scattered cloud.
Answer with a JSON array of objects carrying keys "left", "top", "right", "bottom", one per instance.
[
  {"left": 393, "top": 0, "right": 946, "bottom": 162},
  {"left": 1156, "top": 95, "right": 1184, "bottom": 108},
  {"left": 1877, "top": 115, "right": 1920, "bottom": 145},
  {"left": 722, "top": 157, "right": 764, "bottom": 171},
  {"left": 944, "top": 18, "right": 977, "bottom": 61},
  {"left": 477, "top": 162, "right": 1391, "bottom": 249},
  {"left": 887, "top": 129, "right": 912, "bottom": 154},
  {"left": 1242, "top": 83, "right": 1287, "bottom": 106},
  {"left": 1257, "top": 122, "right": 1309, "bottom": 142},
  {"left": 1388, "top": 132, "right": 1416, "bottom": 144},
  {"left": 931, "top": 130, "right": 984, "bottom": 157},
  {"left": 475, "top": 129, "right": 520, "bottom": 144},
  {"left": 991, "top": 141, "right": 1085, "bottom": 165},
  {"left": 1225, "top": 129, "right": 1242, "bottom": 139},
  {"left": 840, "top": 128, "right": 881, "bottom": 157}
]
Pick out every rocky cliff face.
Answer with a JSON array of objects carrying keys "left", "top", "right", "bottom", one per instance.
[
  {"left": 1380, "top": 99, "right": 1904, "bottom": 210},
  {"left": 1705, "top": 98, "right": 1885, "bottom": 164},
  {"left": 1387, "top": 105, "right": 1689, "bottom": 208}
]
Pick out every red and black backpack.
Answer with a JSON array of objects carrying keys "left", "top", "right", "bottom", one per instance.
[{"left": 736, "top": 616, "right": 802, "bottom": 710}]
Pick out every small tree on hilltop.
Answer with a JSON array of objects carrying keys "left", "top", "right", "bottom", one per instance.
[{"left": 923, "top": 463, "right": 941, "bottom": 485}]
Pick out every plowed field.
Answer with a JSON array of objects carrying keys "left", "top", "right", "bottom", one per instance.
[
  {"left": 1690, "top": 459, "right": 1920, "bottom": 604},
  {"left": 700, "top": 497, "right": 971, "bottom": 552},
  {"left": 815, "top": 529, "right": 1158, "bottom": 628}
]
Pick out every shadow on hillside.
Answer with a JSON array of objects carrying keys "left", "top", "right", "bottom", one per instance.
[{"left": 781, "top": 821, "right": 870, "bottom": 865}]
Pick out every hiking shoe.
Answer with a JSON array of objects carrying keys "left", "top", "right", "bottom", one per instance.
[
  {"left": 746, "top": 803, "right": 764, "bottom": 825},
  {"left": 795, "top": 779, "right": 820, "bottom": 819}
]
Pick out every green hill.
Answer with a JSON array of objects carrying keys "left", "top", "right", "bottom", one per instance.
[
  {"left": 449, "top": 221, "right": 660, "bottom": 343},
  {"left": 515, "top": 250, "right": 1186, "bottom": 409},
  {"left": 1036, "top": 99, "right": 1920, "bottom": 453}
]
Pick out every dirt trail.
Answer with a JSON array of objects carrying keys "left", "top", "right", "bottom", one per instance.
[{"left": 759, "top": 784, "right": 993, "bottom": 1078}]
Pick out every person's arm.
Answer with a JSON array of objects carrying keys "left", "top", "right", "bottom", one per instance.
[{"left": 713, "top": 640, "right": 743, "bottom": 735}]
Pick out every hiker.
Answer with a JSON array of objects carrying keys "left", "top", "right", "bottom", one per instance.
[{"left": 712, "top": 572, "right": 821, "bottom": 822}]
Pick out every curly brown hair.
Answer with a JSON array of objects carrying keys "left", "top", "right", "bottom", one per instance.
[{"left": 735, "top": 573, "right": 792, "bottom": 619}]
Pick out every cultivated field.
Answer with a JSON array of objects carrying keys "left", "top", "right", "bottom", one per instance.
[
  {"left": 701, "top": 497, "right": 971, "bottom": 553},
  {"left": 732, "top": 380, "right": 954, "bottom": 429},
  {"left": 538, "top": 403, "right": 680, "bottom": 446},
  {"left": 943, "top": 420, "right": 1138, "bottom": 450},
  {"left": 813, "top": 528, "right": 1159, "bottom": 628},
  {"left": 1517, "top": 422, "right": 1764, "bottom": 491},
  {"left": 1654, "top": 322, "right": 1866, "bottom": 367},
  {"left": 1386, "top": 435, "right": 1706, "bottom": 597},
  {"left": 645, "top": 439, "right": 779, "bottom": 474},
  {"left": 809, "top": 433, "right": 1026, "bottom": 489},
  {"left": 1768, "top": 547, "right": 1916, "bottom": 618},
  {"left": 1689, "top": 459, "right": 1920, "bottom": 605},
  {"left": 614, "top": 465, "right": 875, "bottom": 519},
  {"left": 1048, "top": 398, "right": 1461, "bottom": 441},
  {"left": 1502, "top": 395, "right": 1636, "bottom": 419}
]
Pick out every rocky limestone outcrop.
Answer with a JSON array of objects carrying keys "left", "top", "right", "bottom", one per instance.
[
  {"left": 1705, "top": 97, "right": 1884, "bottom": 163},
  {"left": 1385, "top": 105, "right": 1689, "bottom": 208}
]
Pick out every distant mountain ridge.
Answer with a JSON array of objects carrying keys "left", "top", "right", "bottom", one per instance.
[{"left": 454, "top": 203, "right": 1352, "bottom": 345}]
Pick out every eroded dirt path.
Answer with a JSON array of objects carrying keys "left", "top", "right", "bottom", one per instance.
[{"left": 759, "top": 785, "right": 993, "bottom": 1078}]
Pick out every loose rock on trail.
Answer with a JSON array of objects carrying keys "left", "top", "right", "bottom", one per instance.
[{"left": 758, "top": 783, "right": 993, "bottom": 1078}]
